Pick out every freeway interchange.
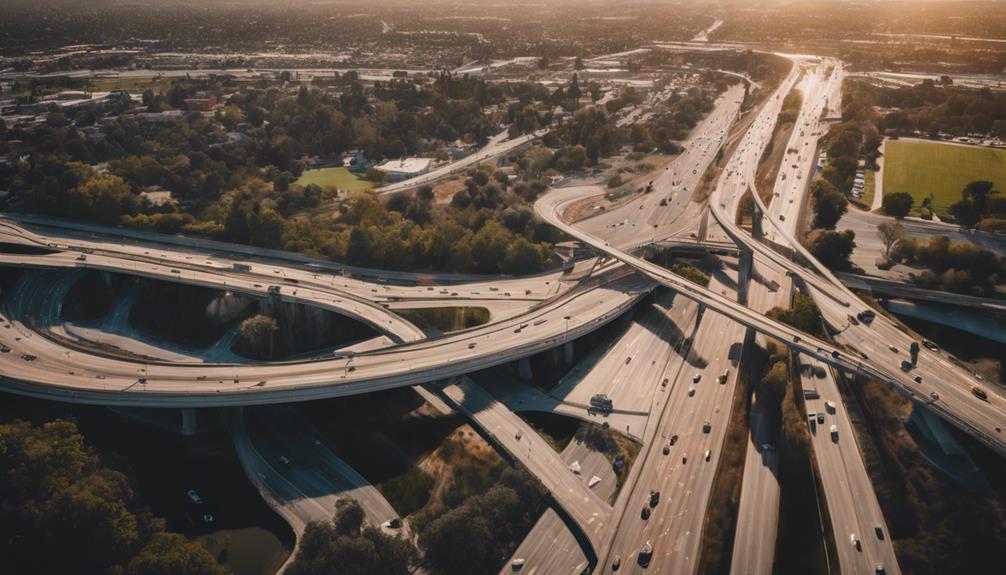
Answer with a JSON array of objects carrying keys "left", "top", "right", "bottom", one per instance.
[{"left": 1, "top": 48, "right": 1004, "bottom": 575}]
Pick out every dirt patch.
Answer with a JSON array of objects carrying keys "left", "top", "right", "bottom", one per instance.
[
  {"left": 697, "top": 354, "right": 751, "bottom": 575},
  {"left": 417, "top": 424, "right": 503, "bottom": 514},
  {"left": 755, "top": 121, "right": 794, "bottom": 205},
  {"left": 430, "top": 176, "right": 467, "bottom": 205}
]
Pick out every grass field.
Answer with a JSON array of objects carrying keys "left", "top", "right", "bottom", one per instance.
[
  {"left": 882, "top": 139, "right": 1006, "bottom": 216},
  {"left": 294, "top": 167, "right": 374, "bottom": 192},
  {"left": 860, "top": 170, "right": 876, "bottom": 209}
]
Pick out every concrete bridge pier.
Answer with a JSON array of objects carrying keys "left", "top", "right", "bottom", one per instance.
[
  {"left": 518, "top": 357, "right": 534, "bottom": 380},
  {"left": 563, "top": 341, "right": 575, "bottom": 366},
  {"left": 181, "top": 408, "right": 198, "bottom": 436},
  {"left": 737, "top": 248, "right": 753, "bottom": 306},
  {"left": 101, "top": 270, "right": 112, "bottom": 286},
  {"left": 750, "top": 200, "right": 764, "bottom": 239}
]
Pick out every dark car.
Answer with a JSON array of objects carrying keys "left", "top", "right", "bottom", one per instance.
[
  {"left": 640, "top": 506, "right": 651, "bottom": 520},
  {"left": 649, "top": 490, "right": 660, "bottom": 508}
]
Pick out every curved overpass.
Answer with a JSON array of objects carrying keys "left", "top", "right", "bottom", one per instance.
[
  {"left": 0, "top": 258, "right": 652, "bottom": 406},
  {"left": 535, "top": 186, "right": 1006, "bottom": 458}
]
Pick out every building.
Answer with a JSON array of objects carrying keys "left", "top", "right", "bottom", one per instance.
[
  {"left": 185, "top": 95, "right": 218, "bottom": 112},
  {"left": 139, "top": 186, "right": 176, "bottom": 208},
  {"left": 374, "top": 157, "right": 433, "bottom": 182}
]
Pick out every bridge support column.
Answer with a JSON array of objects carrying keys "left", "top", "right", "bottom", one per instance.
[
  {"left": 751, "top": 201, "right": 764, "bottom": 239},
  {"left": 181, "top": 408, "right": 198, "bottom": 436},
  {"left": 101, "top": 270, "right": 112, "bottom": 286},
  {"left": 737, "top": 249, "right": 753, "bottom": 306},
  {"left": 518, "top": 357, "right": 533, "bottom": 381},
  {"left": 563, "top": 341, "right": 575, "bottom": 366}
]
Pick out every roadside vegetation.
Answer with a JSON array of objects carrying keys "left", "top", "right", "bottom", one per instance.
[
  {"left": 398, "top": 307, "right": 490, "bottom": 334},
  {"left": 671, "top": 261, "right": 712, "bottom": 286},
  {"left": 772, "top": 357, "right": 836, "bottom": 574},
  {"left": 299, "top": 390, "right": 549, "bottom": 575},
  {"left": 286, "top": 500, "right": 417, "bottom": 575},
  {"left": 843, "top": 376, "right": 1006, "bottom": 574},
  {"left": 697, "top": 343, "right": 754, "bottom": 575},
  {"left": 0, "top": 419, "right": 228, "bottom": 575},
  {"left": 766, "top": 292, "right": 825, "bottom": 338}
]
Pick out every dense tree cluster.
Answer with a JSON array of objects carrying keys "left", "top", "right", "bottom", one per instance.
[
  {"left": 846, "top": 79, "right": 1006, "bottom": 139},
  {"left": 766, "top": 292, "right": 825, "bottom": 337},
  {"left": 415, "top": 468, "right": 547, "bottom": 575},
  {"left": 805, "top": 229, "right": 856, "bottom": 271},
  {"left": 2, "top": 73, "right": 571, "bottom": 274},
  {"left": 0, "top": 420, "right": 226, "bottom": 575},
  {"left": 882, "top": 191, "right": 914, "bottom": 219},
  {"left": 628, "top": 88, "right": 718, "bottom": 152},
  {"left": 286, "top": 500, "right": 418, "bottom": 575},
  {"left": 809, "top": 177, "right": 848, "bottom": 229},
  {"left": 948, "top": 180, "right": 1006, "bottom": 231},
  {"left": 820, "top": 120, "right": 879, "bottom": 194},
  {"left": 891, "top": 235, "right": 1005, "bottom": 296}
]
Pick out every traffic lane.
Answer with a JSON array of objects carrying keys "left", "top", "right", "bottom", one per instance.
[
  {"left": 607, "top": 309, "right": 746, "bottom": 575},
  {"left": 440, "top": 377, "right": 611, "bottom": 549},
  {"left": 0, "top": 269, "right": 652, "bottom": 404},
  {"left": 800, "top": 359, "right": 900, "bottom": 575},
  {"left": 604, "top": 266, "right": 745, "bottom": 574},
  {"left": 549, "top": 290, "right": 700, "bottom": 416}
]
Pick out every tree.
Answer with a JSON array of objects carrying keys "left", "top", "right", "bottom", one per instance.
[
  {"left": 877, "top": 221, "right": 906, "bottom": 259},
  {"left": 806, "top": 229, "right": 856, "bottom": 271},
  {"left": 128, "top": 533, "right": 228, "bottom": 575},
  {"left": 0, "top": 420, "right": 224, "bottom": 575},
  {"left": 332, "top": 499, "right": 365, "bottom": 537},
  {"left": 759, "top": 360, "right": 790, "bottom": 409},
  {"left": 286, "top": 499, "right": 417, "bottom": 575},
  {"left": 567, "top": 73, "right": 582, "bottom": 103},
  {"left": 239, "top": 314, "right": 278, "bottom": 358},
  {"left": 767, "top": 292, "right": 825, "bottom": 337},
  {"left": 882, "top": 192, "right": 914, "bottom": 219},
  {"left": 502, "top": 238, "right": 545, "bottom": 275},
  {"left": 950, "top": 197, "right": 981, "bottom": 229},
  {"left": 812, "top": 187, "right": 848, "bottom": 229}
]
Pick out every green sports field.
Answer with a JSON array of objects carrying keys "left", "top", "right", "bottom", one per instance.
[
  {"left": 882, "top": 139, "right": 1006, "bottom": 216},
  {"left": 295, "top": 167, "right": 374, "bottom": 192}
]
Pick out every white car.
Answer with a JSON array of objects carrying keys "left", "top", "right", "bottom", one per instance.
[{"left": 850, "top": 533, "right": 861, "bottom": 550}]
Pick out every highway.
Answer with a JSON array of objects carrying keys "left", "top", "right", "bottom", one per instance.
[
  {"left": 0, "top": 259, "right": 653, "bottom": 406},
  {"left": 501, "top": 421, "right": 618, "bottom": 575},
  {"left": 373, "top": 128, "right": 547, "bottom": 195},
  {"left": 576, "top": 84, "right": 746, "bottom": 250},
  {"left": 547, "top": 290, "right": 701, "bottom": 438},
  {"left": 601, "top": 266, "right": 747, "bottom": 574},
  {"left": 800, "top": 357, "right": 901, "bottom": 574},
  {"left": 438, "top": 376, "right": 612, "bottom": 551},
  {"left": 837, "top": 272, "right": 1006, "bottom": 311},
  {"left": 233, "top": 406, "right": 399, "bottom": 534},
  {"left": 694, "top": 53, "right": 1006, "bottom": 462},
  {"left": 1, "top": 43, "right": 1005, "bottom": 575},
  {"left": 764, "top": 59, "right": 842, "bottom": 244}
]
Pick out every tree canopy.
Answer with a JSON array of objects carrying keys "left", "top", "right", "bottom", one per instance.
[
  {"left": 882, "top": 192, "right": 914, "bottom": 219},
  {"left": 0, "top": 420, "right": 226, "bottom": 575}
]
